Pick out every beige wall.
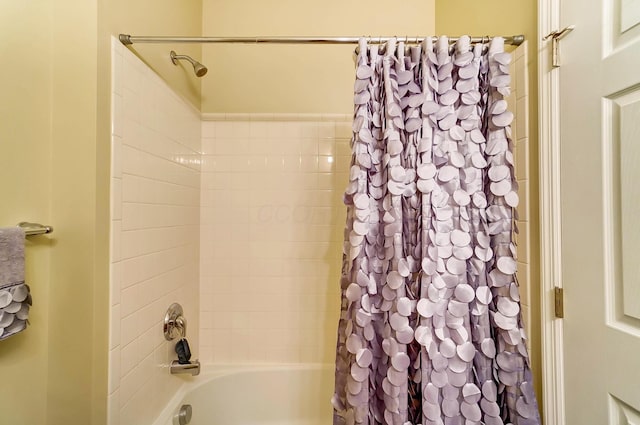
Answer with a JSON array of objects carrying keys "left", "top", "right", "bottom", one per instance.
[
  {"left": 0, "top": 2, "right": 53, "bottom": 424},
  {"left": 201, "top": 0, "right": 435, "bottom": 113},
  {"left": 0, "top": 0, "right": 203, "bottom": 423},
  {"left": 100, "top": 0, "right": 203, "bottom": 109},
  {"left": 0, "top": 1, "right": 104, "bottom": 424},
  {"left": 435, "top": 0, "right": 541, "bottom": 408},
  {"left": 48, "top": 3, "right": 105, "bottom": 423}
]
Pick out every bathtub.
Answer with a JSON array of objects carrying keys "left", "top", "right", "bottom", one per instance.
[{"left": 152, "top": 364, "right": 334, "bottom": 425}]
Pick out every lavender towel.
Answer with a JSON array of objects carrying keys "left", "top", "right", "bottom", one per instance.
[{"left": 0, "top": 227, "right": 31, "bottom": 340}]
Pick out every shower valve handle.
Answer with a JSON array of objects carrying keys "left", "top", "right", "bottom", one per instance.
[{"left": 175, "top": 338, "right": 192, "bottom": 365}]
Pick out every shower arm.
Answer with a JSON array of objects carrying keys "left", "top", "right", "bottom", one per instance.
[
  {"left": 119, "top": 34, "right": 525, "bottom": 47},
  {"left": 169, "top": 50, "right": 208, "bottom": 77}
]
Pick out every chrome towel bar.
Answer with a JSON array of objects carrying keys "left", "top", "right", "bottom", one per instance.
[{"left": 17, "top": 222, "right": 54, "bottom": 237}]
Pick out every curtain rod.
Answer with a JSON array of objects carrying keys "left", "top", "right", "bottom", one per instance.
[{"left": 119, "top": 34, "right": 525, "bottom": 46}]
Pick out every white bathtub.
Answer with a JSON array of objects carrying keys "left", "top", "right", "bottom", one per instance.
[{"left": 152, "top": 364, "right": 334, "bottom": 425}]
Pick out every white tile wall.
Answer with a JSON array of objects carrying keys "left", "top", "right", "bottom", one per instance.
[
  {"left": 109, "top": 37, "right": 201, "bottom": 425},
  {"left": 507, "top": 42, "right": 533, "bottom": 346},
  {"left": 199, "top": 115, "right": 349, "bottom": 364}
]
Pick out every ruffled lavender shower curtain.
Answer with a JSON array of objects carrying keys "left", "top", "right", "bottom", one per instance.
[{"left": 332, "top": 36, "right": 540, "bottom": 425}]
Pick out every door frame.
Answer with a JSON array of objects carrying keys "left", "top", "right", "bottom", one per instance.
[{"left": 538, "top": 0, "right": 566, "bottom": 423}]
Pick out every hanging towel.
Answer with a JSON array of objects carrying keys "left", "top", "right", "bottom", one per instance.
[{"left": 0, "top": 227, "right": 31, "bottom": 340}]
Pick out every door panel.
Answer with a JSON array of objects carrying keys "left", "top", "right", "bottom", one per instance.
[
  {"left": 605, "top": 89, "right": 640, "bottom": 330},
  {"left": 620, "top": 0, "right": 640, "bottom": 32},
  {"left": 561, "top": 0, "right": 640, "bottom": 422},
  {"left": 610, "top": 394, "right": 640, "bottom": 424}
]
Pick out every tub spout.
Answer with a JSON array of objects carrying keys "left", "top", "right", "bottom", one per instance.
[{"left": 170, "top": 359, "right": 200, "bottom": 376}]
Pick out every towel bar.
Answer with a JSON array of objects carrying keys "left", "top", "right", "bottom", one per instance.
[{"left": 17, "top": 222, "right": 54, "bottom": 236}]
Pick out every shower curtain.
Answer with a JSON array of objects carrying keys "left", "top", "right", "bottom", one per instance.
[{"left": 332, "top": 36, "right": 540, "bottom": 425}]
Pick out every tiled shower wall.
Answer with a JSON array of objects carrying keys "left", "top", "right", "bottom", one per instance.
[
  {"left": 199, "top": 115, "right": 348, "bottom": 363},
  {"left": 507, "top": 43, "right": 534, "bottom": 349},
  {"left": 109, "top": 38, "right": 201, "bottom": 425}
]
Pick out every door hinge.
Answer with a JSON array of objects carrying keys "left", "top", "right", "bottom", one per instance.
[
  {"left": 543, "top": 25, "right": 575, "bottom": 68},
  {"left": 554, "top": 287, "right": 564, "bottom": 318}
]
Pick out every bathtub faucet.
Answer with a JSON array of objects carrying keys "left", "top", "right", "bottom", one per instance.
[{"left": 170, "top": 359, "right": 201, "bottom": 376}]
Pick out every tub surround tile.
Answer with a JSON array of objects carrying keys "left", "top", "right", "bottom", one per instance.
[
  {"left": 108, "top": 390, "right": 120, "bottom": 425},
  {"left": 200, "top": 117, "right": 347, "bottom": 365},
  {"left": 109, "top": 37, "right": 201, "bottom": 425},
  {"left": 510, "top": 43, "right": 533, "bottom": 345}
]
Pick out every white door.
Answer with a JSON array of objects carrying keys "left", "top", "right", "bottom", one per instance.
[{"left": 559, "top": 0, "right": 640, "bottom": 422}]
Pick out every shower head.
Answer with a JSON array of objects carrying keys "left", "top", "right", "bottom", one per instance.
[{"left": 170, "top": 50, "right": 208, "bottom": 77}]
